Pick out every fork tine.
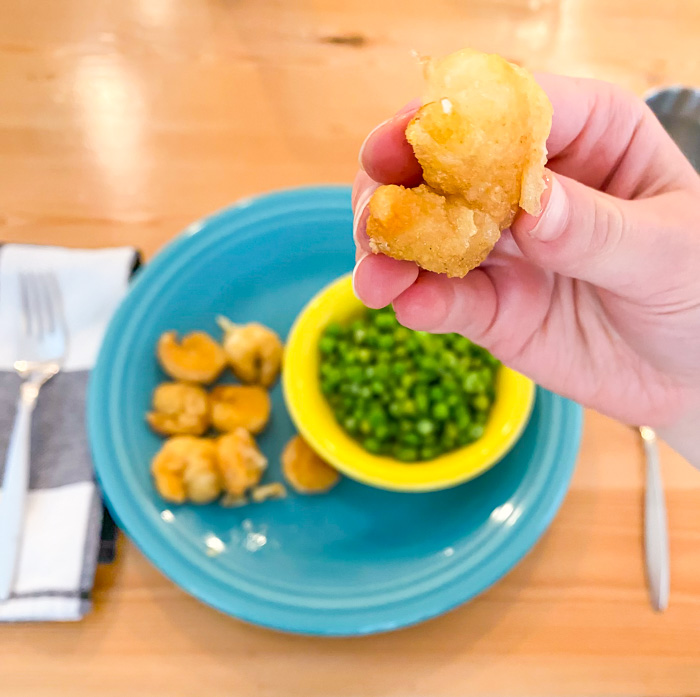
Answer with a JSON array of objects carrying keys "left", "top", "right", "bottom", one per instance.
[
  {"left": 45, "top": 271, "right": 67, "bottom": 336},
  {"left": 36, "top": 272, "right": 56, "bottom": 334},
  {"left": 26, "top": 272, "right": 44, "bottom": 339},
  {"left": 18, "top": 273, "right": 31, "bottom": 337}
]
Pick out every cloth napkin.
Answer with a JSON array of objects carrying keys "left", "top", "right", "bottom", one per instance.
[{"left": 0, "top": 243, "right": 138, "bottom": 621}]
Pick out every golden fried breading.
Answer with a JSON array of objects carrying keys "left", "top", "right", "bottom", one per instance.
[
  {"left": 368, "top": 184, "right": 500, "bottom": 278},
  {"left": 146, "top": 382, "right": 210, "bottom": 436},
  {"left": 250, "top": 482, "right": 288, "bottom": 503},
  {"left": 156, "top": 330, "right": 227, "bottom": 384},
  {"left": 367, "top": 48, "right": 552, "bottom": 278},
  {"left": 151, "top": 436, "right": 222, "bottom": 504},
  {"left": 217, "top": 317, "right": 283, "bottom": 388},
  {"left": 281, "top": 435, "right": 340, "bottom": 494},
  {"left": 210, "top": 384, "right": 271, "bottom": 434},
  {"left": 216, "top": 428, "right": 268, "bottom": 497}
]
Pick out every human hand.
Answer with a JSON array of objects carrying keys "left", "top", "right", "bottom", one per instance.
[{"left": 352, "top": 75, "right": 700, "bottom": 463}]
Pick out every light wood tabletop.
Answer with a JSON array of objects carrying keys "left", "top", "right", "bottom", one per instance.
[{"left": 2, "top": 1, "right": 700, "bottom": 695}]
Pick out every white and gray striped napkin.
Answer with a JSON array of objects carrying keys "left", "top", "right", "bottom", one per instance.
[{"left": 0, "top": 243, "right": 137, "bottom": 621}]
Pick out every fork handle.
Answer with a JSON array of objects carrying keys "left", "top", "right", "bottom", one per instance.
[
  {"left": 0, "top": 383, "right": 39, "bottom": 601},
  {"left": 643, "top": 435, "right": 670, "bottom": 612}
]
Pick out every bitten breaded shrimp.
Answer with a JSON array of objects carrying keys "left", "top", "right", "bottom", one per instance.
[
  {"left": 146, "top": 382, "right": 210, "bottom": 436},
  {"left": 156, "top": 330, "right": 227, "bottom": 384},
  {"left": 367, "top": 48, "right": 552, "bottom": 278},
  {"left": 151, "top": 436, "right": 222, "bottom": 504},
  {"left": 216, "top": 428, "right": 268, "bottom": 497},
  {"left": 217, "top": 317, "right": 283, "bottom": 388},
  {"left": 281, "top": 435, "right": 340, "bottom": 494},
  {"left": 210, "top": 384, "right": 271, "bottom": 434}
]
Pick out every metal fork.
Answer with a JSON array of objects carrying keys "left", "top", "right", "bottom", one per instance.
[{"left": 0, "top": 271, "right": 67, "bottom": 600}]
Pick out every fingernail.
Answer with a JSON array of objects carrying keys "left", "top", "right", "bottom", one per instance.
[
  {"left": 358, "top": 117, "right": 394, "bottom": 170},
  {"left": 528, "top": 173, "right": 566, "bottom": 242},
  {"left": 352, "top": 254, "right": 369, "bottom": 299},
  {"left": 353, "top": 184, "right": 377, "bottom": 248}
]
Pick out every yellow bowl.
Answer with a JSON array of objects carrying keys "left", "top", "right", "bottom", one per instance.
[{"left": 282, "top": 275, "right": 535, "bottom": 492}]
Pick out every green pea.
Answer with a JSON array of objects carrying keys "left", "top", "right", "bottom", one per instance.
[
  {"left": 429, "top": 385, "right": 445, "bottom": 402},
  {"left": 468, "top": 424, "right": 485, "bottom": 440},
  {"left": 393, "top": 326, "right": 410, "bottom": 343},
  {"left": 415, "top": 392, "right": 430, "bottom": 414},
  {"left": 392, "top": 362, "right": 407, "bottom": 377},
  {"left": 432, "top": 402, "right": 450, "bottom": 420},
  {"left": 388, "top": 402, "right": 402, "bottom": 419},
  {"left": 364, "top": 365, "right": 376, "bottom": 380},
  {"left": 319, "top": 336, "right": 336, "bottom": 355},
  {"left": 399, "top": 420, "right": 415, "bottom": 433},
  {"left": 394, "top": 345, "right": 409, "bottom": 358},
  {"left": 375, "top": 424, "right": 391, "bottom": 441},
  {"left": 357, "top": 348, "right": 372, "bottom": 364},
  {"left": 374, "top": 313, "right": 398, "bottom": 330},
  {"left": 343, "top": 416, "right": 359, "bottom": 433},
  {"left": 401, "top": 400, "right": 417, "bottom": 417},
  {"left": 368, "top": 407, "right": 387, "bottom": 428},
  {"left": 472, "top": 394, "right": 491, "bottom": 412},
  {"left": 452, "top": 336, "right": 471, "bottom": 354},
  {"left": 377, "top": 334, "right": 395, "bottom": 350},
  {"left": 416, "top": 418, "right": 435, "bottom": 436},
  {"left": 374, "top": 364, "right": 390, "bottom": 380},
  {"left": 359, "top": 385, "right": 372, "bottom": 399},
  {"left": 462, "top": 373, "right": 481, "bottom": 393},
  {"left": 419, "top": 355, "right": 438, "bottom": 373},
  {"left": 363, "top": 437, "right": 382, "bottom": 454},
  {"left": 420, "top": 446, "right": 438, "bottom": 460},
  {"left": 400, "top": 432, "right": 420, "bottom": 447},
  {"left": 405, "top": 337, "right": 420, "bottom": 354},
  {"left": 446, "top": 393, "right": 461, "bottom": 408},
  {"left": 345, "top": 365, "right": 363, "bottom": 382},
  {"left": 394, "top": 446, "right": 419, "bottom": 462},
  {"left": 393, "top": 387, "right": 408, "bottom": 401},
  {"left": 325, "top": 322, "right": 342, "bottom": 337},
  {"left": 401, "top": 373, "right": 416, "bottom": 390},
  {"left": 359, "top": 419, "right": 372, "bottom": 435},
  {"left": 364, "top": 327, "right": 379, "bottom": 347}
]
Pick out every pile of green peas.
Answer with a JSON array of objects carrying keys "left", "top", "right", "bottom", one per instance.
[{"left": 318, "top": 305, "right": 500, "bottom": 462}]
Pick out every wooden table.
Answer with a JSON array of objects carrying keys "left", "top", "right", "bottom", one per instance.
[{"left": 2, "top": 1, "right": 700, "bottom": 695}]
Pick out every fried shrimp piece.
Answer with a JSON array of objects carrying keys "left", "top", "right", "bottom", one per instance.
[
  {"left": 368, "top": 184, "right": 501, "bottom": 277},
  {"left": 281, "top": 435, "right": 340, "bottom": 494},
  {"left": 250, "top": 482, "right": 288, "bottom": 503},
  {"left": 210, "top": 384, "right": 271, "bottom": 434},
  {"left": 151, "top": 436, "right": 222, "bottom": 504},
  {"left": 216, "top": 428, "right": 268, "bottom": 497},
  {"left": 157, "top": 330, "right": 227, "bottom": 384},
  {"left": 217, "top": 316, "right": 283, "bottom": 387},
  {"left": 146, "top": 382, "right": 211, "bottom": 436},
  {"left": 367, "top": 47, "right": 552, "bottom": 278}
]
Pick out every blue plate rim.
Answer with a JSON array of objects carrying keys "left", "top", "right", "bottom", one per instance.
[{"left": 87, "top": 184, "right": 584, "bottom": 636}]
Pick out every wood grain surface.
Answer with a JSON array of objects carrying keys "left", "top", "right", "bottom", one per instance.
[{"left": 1, "top": 1, "right": 700, "bottom": 695}]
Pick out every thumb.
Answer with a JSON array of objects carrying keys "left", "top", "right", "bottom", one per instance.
[{"left": 512, "top": 172, "right": 653, "bottom": 293}]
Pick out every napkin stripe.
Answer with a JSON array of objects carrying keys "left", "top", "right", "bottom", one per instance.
[
  {"left": 8, "top": 590, "right": 90, "bottom": 599},
  {"left": 0, "top": 372, "right": 93, "bottom": 488}
]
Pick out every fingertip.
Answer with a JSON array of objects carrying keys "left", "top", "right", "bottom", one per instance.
[
  {"left": 360, "top": 109, "right": 423, "bottom": 186},
  {"left": 353, "top": 183, "right": 377, "bottom": 255},
  {"left": 393, "top": 272, "right": 451, "bottom": 331},
  {"left": 352, "top": 254, "right": 419, "bottom": 309},
  {"left": 352, "top": 170, "right": 377, "bottom": 211}
]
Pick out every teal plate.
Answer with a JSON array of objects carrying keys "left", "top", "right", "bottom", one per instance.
[{"left": 87, "top": 185, "right": 583, "bottom": 636}]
